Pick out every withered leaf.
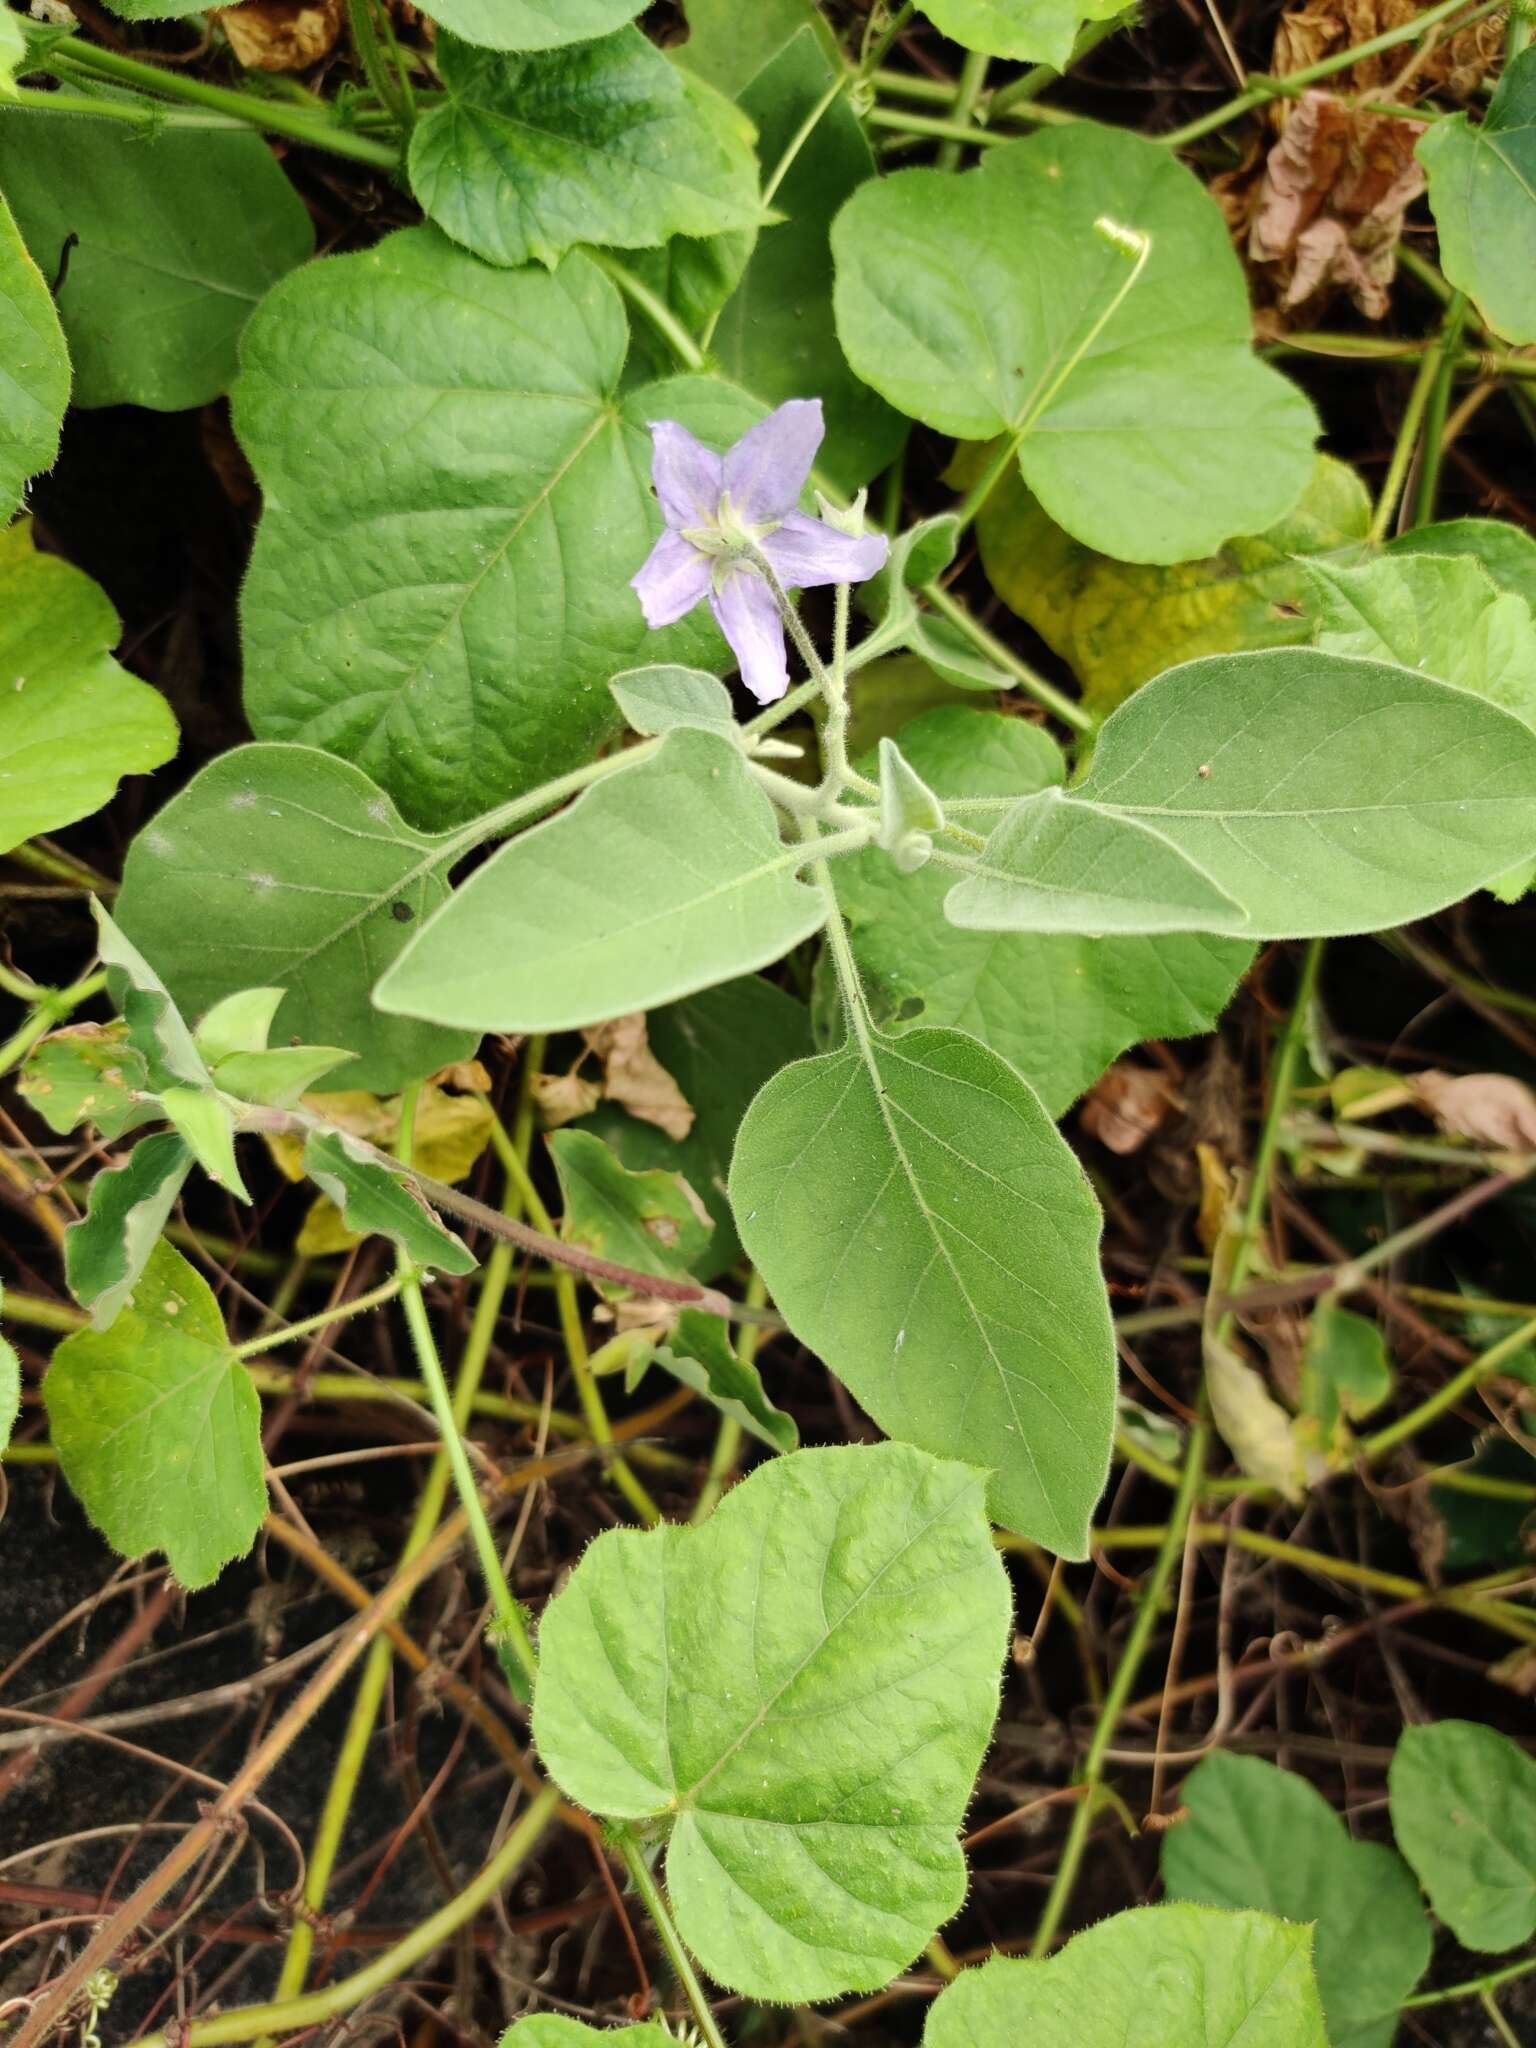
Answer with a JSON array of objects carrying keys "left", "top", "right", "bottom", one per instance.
[
  {"left": 213, "top": 0, "right": 344, "bottom": 70},
  {"left": 1079, "top": 1062, "right": 1176, "bottom": 1155},
  {"left": 1409, "top": 1070, "right": 1536, "bottom": 1152}
]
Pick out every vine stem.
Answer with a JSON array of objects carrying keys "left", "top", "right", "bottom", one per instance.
[
  {"left": 589, "top": 250, "right": 707, "bottom": 372},
  {"left": 1370, "top": 319, "right": 1452, "bottom": 542},
  {"left": 1411, "top": 292, "right": 1470, "bottom": 526},
  {"left": 921, "top": 581, "right": 1094, "bottom": 734},
  {"left": 228, "top": 1275, "right": 404, "bottom": 1359},
  {"left": 616, "top": 1829, "right": 729, "bottom": 2048},
  {"left": 0, "top": 968, "right": 107, "bottom": 1082},
  {"left": 1403, "top": 1952, "right": 1536, "bottom": 2012}
]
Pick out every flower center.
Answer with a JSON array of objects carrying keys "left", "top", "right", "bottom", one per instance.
[{"left": 681, "top": 489, "right": 779, "bottom": 562}]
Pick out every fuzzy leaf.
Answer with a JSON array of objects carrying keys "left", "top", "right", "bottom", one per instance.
[
  {"left": 47, "top": 1238, "right": 265, "bottom": 1587},
  {"left": 609, "top": 664, "right": 738, "bottom": 737},
  {"left": 922, "top": 1905, "right": 1327, "bottom": 2047},
  {"left": 19, "top": 1023, "right": 152, "bottom": 1141},
  {"left": 533, "top": 1442, "right": 1011, "bottom": 2000},
  {"left": 500, "top": 2025, "right": 670, "bottom": 2048},
  {"left": 1163, "top": 1752, "right": 1431, "bottom": 2048},
  {"left": 655, "top": 1308, "right": 798, "bottom": 1452},
  {"left": 1390, "top": 517, "right": 1536, "bottom": 608},
  {"left": 731, "top": 1025, "right": 1115, "bottom": 1554},
  {"left": 300, "top": 1129, "right": 477, "bottom": 1275},
  {"left": 1419, "top": 49, "right": 1536, "bottom": 343},
  {"left": 0, "top": 187, "right": 67, "bottom": 523},
  {"left": 0, "top": 111, "right": 312, "bottom": 409},
  {"left": 375, "top": 730, "right": 825, "bottom": 1032},
  {"left": 407, "top": 30, "right": 760, "bottom": 270},
  {"left": 233, "top": 230, "right": 770, "bottom": 828},
  {"left": 0, "top": 523, "right": 177, "bottom": 855},
  {"left": 832, "top": 124, "right": 1316, "bottom": 561},
  {"left": 114, "top": 744, "right": 475, "bottom": 1095},
  {"left": 1389, "top": 1721, "right": 1536, "bottom": 1953}
]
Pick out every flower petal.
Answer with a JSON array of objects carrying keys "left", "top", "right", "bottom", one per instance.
[
  {"left": 631, "top": 528, "right": 711, "bottom": 628},
  {"left": 760, "top": 512, "right": 891, "bottom": 590},
  {"left": 723, "top": 399, "right": 824, "bottom": 524},
  {"left": 648, "top": 420, "right": 723, "bottom": 529},
  {"left": 711, "top": 567, "right": 789, "bottom": 704}
]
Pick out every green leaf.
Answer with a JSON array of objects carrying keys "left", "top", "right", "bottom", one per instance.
[
  {"left": 190, "top": 987, "right": 351, "bottom": 1107},
  {"left": 0, "top": 186, "right": 67, "bottom": 523},
  {"left": 947, "top": 649, "right": 1536, "bottom": 939},
  {"left": 1419, "top": 49, "right": 1536, "bottom": 343},
  {"left": 46, "top": 1238, "right": 265, "bottom": 1588},
  {"left": 375, "top": 730, "right": 825, "bottom": 1031},
  {"left": 0, "top": 521, "right": 177, "bottom": 854},
  {"left": 1163, "top": 1751, "right": 1432, "bottom": 2048},
  {"left": 113, "top": 744, "right": 477, "bottom": 1095},
  {"left": 655, "top": 1308, "right": 798, "bottom": 1452},
  {"left": 837, "top": 708, "right": 1251, "bottom": 1114},
  {"left": 731, "top": 1024, "right": 1115, "bottom": 1554},
  {"left": 407, "top": 29, "right": 760, "bottom": 271},
  {"left": 1307, "top": 552, "right": 1536, "bottom": 728},
  {"left": 709, "top": 28, "right": 906, "bottom": 494},
  {"left": 160, "top": 1084, "right": 248, "bottom": 1202},
  {"left": 580, "top": 974, "right": 814, "bottom": 1278},
  {"left": 623, "top": 225, "right": 756, "bottom": 386},
  {"left": 547, "top": 1128, "right": 712, "bottom": 1296},
  {"left": 500, "top": 2024, "right": 671, "bottom": 2048},
  {"left": 0, "top": 111, "right": 312, "bottom": 409},
  {"left": 425, "top": 0, "right": 645, "bottom": 48},
  {"left": 967, "top": 453, "right": 1371, "bottom": 715},
  {"left": 0, "top": 1285, "right": 20, "bottom": 1458},
  {"left": 533, "top": 1441, "right": 1011, "bottom": 1999},
  {"left": 674, "top": 0, "right": 837, "bottom": 95},
  {"left": 922, "top": 1904, "right": 1327, "bottom": 2047},
  {"left": 301, "top": 1129, "right": 477, "bottom": 1275},
  {"left": 1389, "top": 1720, "right": 1536, "bottom": 1954},
  {"left": 0, "top": 9, "right": 26, "bottom": 94},
  {"left": 918, "top": 0, "right": 1126, "bottom": 72},
  {"left": 64, "top": 1131, "right": 192, "bottom": 1329},
  {"left": 99, "top": 0, "right": 216, "bottom": 16},
  {"left": 1296, "top": 1295, "right": 1392, "bottom": 1461},
  {"left": 18, "top": 1023, "right": 152, "bottom": 1140},
  {"left": 1390, "top": 517, "right": 1536, "bottom": 608},
  {"left": 609, "top": 663, "right": 738, "bottom": 737},
  {"left": 831, "top": 125, "right": 1316, "bottom": 562},
  {"left": 93, "top": 899, "right": 214, "bottom": 1095},
  {"left": 233, "top": 229, "right": 769, "bottom": 828}
]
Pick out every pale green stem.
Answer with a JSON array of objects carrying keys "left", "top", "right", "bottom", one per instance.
[
  {"left": 229, "top": 1276, "right": 405, "bottom": 1360},
  {"left": 616, "top": 1830, "right": 729, "bottom": 2048},
  {"left": 692, "top": 1272, "right": 771, "bottom": 1524},
  {"left": 0, "top": 969, "right": 108, "bottom": 1082},
  {"left": 1369, "top": 342, "right": 1443, "bottom": 543},
  {"left": 921, "top": 581, "right": 1094, "bottom": 734},
  {"left": 936, "top": 47, "right": 990, "bottom": 168},
  {"left": 589, "top": 250, "right": 707, "bottom": 373},
  {"left": 1403, "top": 1952, "right": 1536, "bottom": 2011}
]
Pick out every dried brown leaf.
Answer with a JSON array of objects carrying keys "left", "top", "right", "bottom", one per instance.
[
  {"left": 1080, "top": 1062, "right": 1175, "bottom": 1155},
  {"left": 1409, "top": 1070, "right": 1536, "bottom": 1152},
  {"left": 213, "top": 0, "right": 344, "bottom": 70},
  {"left": 582, "top": 1013, "right": 695, "bottom": 1141},
  {"left": 531, "top": 1070, "right": 604, "bottom": 1129}
]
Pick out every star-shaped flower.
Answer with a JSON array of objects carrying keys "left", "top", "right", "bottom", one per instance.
[{"left": 630, "top": 397, "right": 889, "bottom": 703}]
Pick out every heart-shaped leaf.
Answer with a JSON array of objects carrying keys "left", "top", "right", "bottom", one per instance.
[
  {"left": 426, "top": 0, "right": 645, "bottom": 48},
  {"left": 233, "top": 230, "right": 769, "bottom": 828},
  {"left": 1389, "top": 1720, "right": 1536, "bottom": 1953},
  {"left": 0, "top": 188, "right": 67, "bottom": 523},
  {"left": 946, "top": 649, "right": 1536, "bottom": 939},
  {"left": 407, "top": 29, "right": 759, "bottom": 270},
  {"left": 532, "top": 1442, "right": 1011, "bottom": 2000},
  {"left": 0, "top": 111, "right": 313, "bottom": 409},
  {"left": 918, "top": 0, "right": 1126, "bottom": 71},
  {"left": 47, "top": 1237, "right": 266, "bottom": 1587},
  {"left": 832, "top": 124, "right": 1316, "bottom": 562},
  {"left": 1163, "top": 1751, "right": 1431, "bottom": 2048},
  {"left": 113, "top": 743, "right": 476, "bottom": 1095},
  {"left": 921, "top": 1903, "right": 1327, "bottom": 2046},
  {"left": 376, "top": 730, "right": 825, "bottom": 1031},
  {"left": 731, "top": 1025, "right": 1115, "bottom": 1554},
  {"left": 837, "top": 709, "right": 1252, "bottom": 1114},
  {"left": 0, "top": 522, "right": 177, "bottom": 855},
  {"left": 1419, "top": 48, "right": 1536, "bottom": 343}
]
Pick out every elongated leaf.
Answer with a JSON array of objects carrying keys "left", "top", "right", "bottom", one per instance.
[
  {"left": 947, "top": 649, "right": 1536, "bottom": 939},
  {"left": 1389, "top": 1721, "right": 1536, "bottom": 1953},
  {"left": 408, "top": 30, "right": 759, "bottom": 270},
  {"left": 0, "top": 522, "right": 176, "bottom": 854},
  {"left": 838, "top": 709, "right": 1251, "bottom": 1113},
  {"left": 19, "top": 1023, "right": 152, "bottom": 1141},
  {"left": 923, "top": 1905, "right": 1326, "bottom": 2047},
  {"left": 301, "top": 1129, "right": 476, "bottom": 1275},
  {"left": 376, "top": 731, "right": 825, "bottom": 1031},
  {"left": 0, "top": 186, "right": 67, "bottom": 523},
  {"left": 1307, "top": 553, "right": 1536, "bottom": 727},
  {"left": 580, "top": 974, "right": 814, "bottom": 1276},
  {"left": 113, "top": 744, "right": 475, "bottom": 1094},
  {"left": 731, "top": 1025, "right": 1115, "bottom": 1553},
  {"left": 1419, "top": 49, "right": 1536, "bottom": 343},
  {"left": 919, "top": 0, "right": 1125, "bottom": 71},
  {"left": 93, "top": 899, "right": 214, "bottom": 1095},
  {"left": 709, "top": 28, "right": 905, "bottom": 493},
  {"left": 969, "top": 453, "right": 1371, "bottom": 715},
  {"left": 832, "top": 125, "right": 1315, "bottom": 561},
  {"left": 0, "top": 112, "right": 312, "bottom": 409},
  {"left": 1163, "top": 1752, "right": 1431, "bottom": 2048},
  {"left": 656, "top": 1308, "right": 798, "bottom": 1452},
  {"left": 427, "top": 0, "right": 645, "bottom": 48},
  {"left": 548, "top": 1129, "right": 711, "bottom": 1295},
  {"left": 64, "top": 1131, "right": 192, "bottom": 1329},
  {"left": 234, "top": 230, "right": 767, "bottom": 828},
  {"left": 47, "top": 1238, "right": 265, "bottom": 1588},
  {"left": 533, "top": 1442, "right": 1011, "bottom": 1999}
]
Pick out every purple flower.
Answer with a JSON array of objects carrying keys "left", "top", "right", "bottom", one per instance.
[{"left": 629, "top": 397, "right": 890, "bottom": 704}]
